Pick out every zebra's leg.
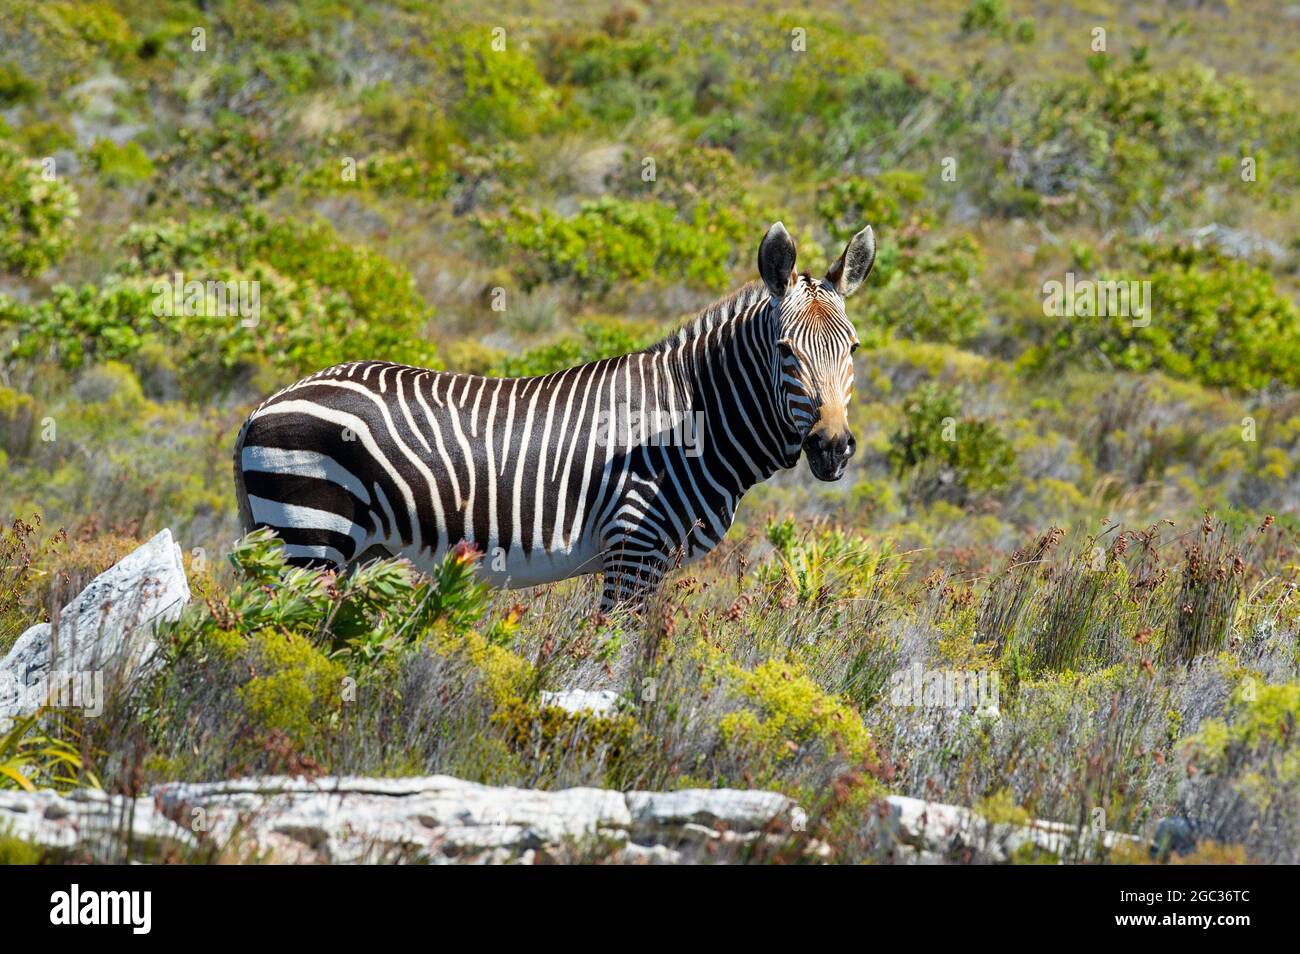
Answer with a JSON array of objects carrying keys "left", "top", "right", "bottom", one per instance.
[{"left": 600, "top": 548, "right": 668, "bottom": 614}]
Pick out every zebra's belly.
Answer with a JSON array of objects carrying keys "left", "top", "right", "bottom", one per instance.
[
  {"left": 398, "top": 538, "right": 604, "bottom": 589},
  {"left": 483, "top": 542, "right": 605, "bottom": 588}
]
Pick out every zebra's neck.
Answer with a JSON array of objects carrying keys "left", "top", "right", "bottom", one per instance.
[{"left": 652, "top": 283, "right": 799, "bottom": 497}]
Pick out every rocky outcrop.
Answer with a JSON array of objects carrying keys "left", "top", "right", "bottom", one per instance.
[
  {"left": 0, "top": 529, "right": 190, "bottom": 721},
  {"left": 1, "top": 775, "right": 808, "bottom": 864},
  {"left": 1, "top": 775, "right": 1161, "bottom": 864},
  {"left": 0, "top": 787, "right": 193, "bottom": 862},
  {"left": 873, "top": 795, "right": 1142, "bottom": 864}
]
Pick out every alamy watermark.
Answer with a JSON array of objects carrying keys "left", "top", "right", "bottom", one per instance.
[
  {"left": 0, "top": 669, "right": 105, "bottom": 719},
  {"left": 152, "top": 271, "right": 261, "bottom": 328},
  {"left": 887, "top": 663, "right": 1000, "bottom": 713},
  {"left": 593, "top": 405, "right": 705, "bottom": 457},
  {"left": 1042, "top": 272, "right": 1151, "bottom": 327},
  {"left": 50, "top": 884, "right": 151, "bottom": 934}
]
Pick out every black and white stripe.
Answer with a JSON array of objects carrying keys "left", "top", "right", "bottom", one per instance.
[{"left": 233, "top": 222, "right": 875, "bottom": 608}]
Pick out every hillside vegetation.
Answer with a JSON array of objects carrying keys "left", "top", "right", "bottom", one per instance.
[{"left": 0, "top": 0, "right": 1297, "bottom": 863}]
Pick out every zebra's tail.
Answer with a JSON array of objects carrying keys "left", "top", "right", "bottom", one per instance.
[{"left": 232, "top": 412, "right": 256, "bottom": 536}]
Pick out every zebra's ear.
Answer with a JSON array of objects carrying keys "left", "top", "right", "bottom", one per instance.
[
  {"left": 826, "top": 225, "right": 876, "bottom": 297},
  {"left": 758, "top": 221, "right": 798, "bottom": 299}
]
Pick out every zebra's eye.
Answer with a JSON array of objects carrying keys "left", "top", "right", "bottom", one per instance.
[{"left": 850, "top": 342, "right": 860, "bottom": 354}]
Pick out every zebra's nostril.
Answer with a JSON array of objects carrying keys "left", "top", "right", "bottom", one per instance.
[{"left": 845, "top": 434, "right": 856, "bottom": 457}]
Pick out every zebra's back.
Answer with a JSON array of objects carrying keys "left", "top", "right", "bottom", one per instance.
[{"left": 234, "top": 358, "right": 689, "bottom": 586}]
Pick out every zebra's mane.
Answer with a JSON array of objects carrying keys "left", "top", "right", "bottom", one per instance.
[{"left": 644, "top": 281, "right": 771, "bottom": 354}]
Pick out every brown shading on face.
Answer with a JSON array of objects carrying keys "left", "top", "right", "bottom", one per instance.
[{"left": 757, "top": 222, "right": 876, "bottom": 481}]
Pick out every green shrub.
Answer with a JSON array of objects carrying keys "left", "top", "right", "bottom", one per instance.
[
  {"left": 762, "top": 518, "right": 903, "bottom": 606},
  {"left": 542, "top": 12, "right": 895, "bottom": 171},
  {"left": 16, "top": 119, "right": 76, "bottom": 156},
  {"left": 443, "top": 29, "right": 560, "bottom": 140},
  {"left": 888, "top": 383, "right": 1016, "bottom": 505},
  {"left": 88, "top": 138, "right": 155, "bottom": 184},
  {"left": 153, "top": 122, "right": 294, "bottom": 209},
  {"left": 816, "top": 170, "right": 929, "bottom": 242},
  {"left": 982, "top": 55, "right": 1267, "bottom": 224},
  {"left": 477, "top": 197, "right": 734, "bottom": 293},
  {"left": 491, "top": 320, "right": 655, "bottom": 377},
  {"left": 3, "top": 281, "right": 155, "bottom": 371},
  {"left": 0, "top": 382, "right": 36, "bottom": 459},
  {"left": 0, "top": 828, "right": 44, "bottom": 863},
  {"left": 960, "top": 0, "right": 1011, "bottom": 37},
  {"left": 0, "top": 138, "right": 79, "bottom": 274},
  {"left": 0, "top": 710, "right": 94, "bottom": 792},
  {"left": 145, "top": 531, "right": 496, "bottom": 771},
  {"left": 705, "top": 647, "right": 879, "bottom": 793},
  {"left": 618, "top": 142, "right": 760, "bottom": 250},
  {"left": 1187, "top": 683, "right": 1300, "bottom": 766},
  {"left": 859, "top": 233, "right": 985, "bottom": 344},
  {"left": 0, "top": 62, "right": 36, "bottom": 105},
  {"left": 301, "top": 148, "right": 451, "bottom": 201},
  {"left": 4, "top": 212, "right": 438, "bottom": 382},
  {"left": 1023, "top": 242, "right": 1300, "bottom": 392},
  {"left": 220, "top": 529, "right": 491, "bottom": 666},
  {"left": 47, "top": 0, "right": 134, "bottom": 57},
  {"left": 1180, "top": 681, "right": 1300, "bottom": 861}
]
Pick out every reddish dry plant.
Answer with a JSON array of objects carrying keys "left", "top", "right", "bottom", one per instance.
[
  {"left": 0, "top": 515, "right": 68, "bottom": 641},
  {"left": 1161, "top": 515, "right": 1254, "bottom": 664}
]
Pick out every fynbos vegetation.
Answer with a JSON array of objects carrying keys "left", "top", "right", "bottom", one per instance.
[{"left": 0, "top": 0, "right": 1297, "bottom": 867}]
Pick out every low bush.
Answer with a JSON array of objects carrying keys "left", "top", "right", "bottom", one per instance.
[
  {"left": 0, "top": 138, "right": 79, "bottom": 275},
  {"left": 888, "top": 383, "right": 1017, "bottom": 505},
  {"left": 477, "top": 197, "right": 735, "bottom": 294}
]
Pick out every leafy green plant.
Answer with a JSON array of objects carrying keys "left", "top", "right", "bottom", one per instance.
[
  {"left": 0, "top": 382, "right": 37, "bottom": 460},
  {"left": 860, "top": 233, "right": 985, "bottom": 344},
  {"left": 443, "top": 28, "right": 560, "bottom": 140},
  {"left": 207, "top": 529, "right": 491, "bottom": 668},
  {"left": 816, "top": 170, "right": 930, "bottom": 242},
  {"left": 981, "top": 54, "right": 1270, "bottom": 225},
  {"left": 705, "top": 648, "right": 880, "bottom": 792},
  {"left": 888, "top": 383, "right": 1016, "bottom": 505},
  {"left": 0, "top": 710, "right": 95, "bottom": 792},
  {"left": 3, "top": 211, "right": 438, "bottom": 383},
  {"left": 491, "top": 320, "right": 655, "bottom": 377},
  {"left": 960, "top": 0, "right": 1011, "bottom": 37},
  {"left": 1179, "top": 681, "right": 1300, "bottom": 863},
  {"left": 88, "top": 138, "right": 154, "bottom": 184},
  {"left": 0, "top": 63, "right": 36, "bottom": 106},
  {"left": 1024, "top": 241, "right": 1300, "bottom": 392},
  {"left": 0, "top": 138, "right": 79, "bottom": 275},
  {"left": 763, "top": 518, "right": 902, "bottom": 605},
  {"left": 477, "top": 197, "right": 734, "bottom": 294}
]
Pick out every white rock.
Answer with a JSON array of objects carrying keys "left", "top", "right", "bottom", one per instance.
[
  {"left": 539, "top": 688, "right": 623, "bottom": 716},
  {"left": 1, "top": 774, "right": 1153, "bottom": 864},
  {"left": 0, "top": 529, "right": 190, "bottom": 720},
  {"left": 0, "top": 787, "right": 193, "bottom": 859},
  {"left": 152, "top": 775, "right": 635, "bottom": 864},
  {"left": 626, "top": 788, "right": 796, "bottom": 834},
  {"left": 619, "top": 842, "right": 683, "bottom": 864},
  {"left": 875, "top": 795, "right": 1141, "bottom": 863},
  {"left": 142, "top": 775, "right": 804, "bottom": 864}
]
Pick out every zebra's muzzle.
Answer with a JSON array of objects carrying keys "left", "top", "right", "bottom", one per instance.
[{"left": 804, "top": 430, "right": 855, "bottom": 481}]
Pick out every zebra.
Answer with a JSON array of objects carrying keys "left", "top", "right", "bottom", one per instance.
[{"left": 233, "top": 221, "right": 876, "bottom": 610}]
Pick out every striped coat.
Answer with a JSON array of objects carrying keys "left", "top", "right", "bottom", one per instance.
[{"left": 234, "top": 222, "right": 875, "bottom": 608}]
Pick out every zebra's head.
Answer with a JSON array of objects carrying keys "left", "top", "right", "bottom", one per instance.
[{"left": 758, "top": 221, "right": 876, "bottom": 482}]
